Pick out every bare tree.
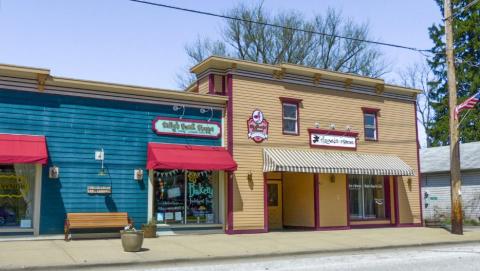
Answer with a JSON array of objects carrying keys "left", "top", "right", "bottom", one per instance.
[
  {"left": 178, "top": 3, "right": 388, "bottom": 88},
  {"left": 399, "top": 61, "right": 435, "bottom": 147}
]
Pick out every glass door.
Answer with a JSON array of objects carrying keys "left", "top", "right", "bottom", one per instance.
[{"left": 348, "top": 175, "right": 385, "bottom": 220}]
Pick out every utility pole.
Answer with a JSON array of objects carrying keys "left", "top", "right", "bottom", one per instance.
[{"left": 444, "top": 0, "right": 463, "bottom": 235}]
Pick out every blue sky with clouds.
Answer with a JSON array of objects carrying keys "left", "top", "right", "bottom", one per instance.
[{"left": 0, "top": 0, "right": 442, "bottom": 145}]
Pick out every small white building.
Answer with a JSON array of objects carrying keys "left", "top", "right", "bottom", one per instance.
[{"left": 421, "top": 142, "right": 480, "bottom": 222}]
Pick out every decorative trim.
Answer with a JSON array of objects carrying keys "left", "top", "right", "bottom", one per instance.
[
  {"left": 396, "top": 223, "right": 422, "bottom": 228},
  {"left": 314, "top": 174, "right": 320, "bottom": 229},
  {"left": 362, "top": 108, "right": 379, "bottom": 142},
  {"left": 279, "top": 97, "right": 303, "bottom": 104},
  {"left": 307, "top": 128, "right": 359, "bottom": 138},
  {"left": 226, "top": 73, "right": 234, "bottom": 232},
  {"left": 281, "top": 99, "right": 300, "bottom": 136},
  {"left": 221, "top": 75, "right": 226, "bottom": 95},
  {"left": 208, "top": 74, "right": 215, "bottom": 94},
  {"left": 33, "top": 164, "right": 42, "bottom": 236},
  {"left": 37, "top": 74, "right": 48, "bottom": 92},
  {"left": 151, "top": 116, "right": 222, "bottom": 139},
  {"left": 226, "top": 228, "right": 268, "bottom": 234},
  {"left": 394, "top": 176, "right": 400, "bottom": 226},
  {"left": 346, "top": 175, "right": 350, "bottom": 227},
  {"left": 384, "top": 176, "right": 391, "bottom": 220},
  {"left": 361, "top": 107, "right": 381, "bottom": 114},
  {"left": 264, "top": 173, "right": 269, "bottom": 232},
  {"left": 317, "top": 226, "right": 350, "bottom": 231},
  {"left": 350, "top": 224, "right": 393, "bottom": 229},
  {"left": 196, "top": 68, "right": 417, "bottom": 102},
  {"left": 414, "top": 101, "right": 424, "bottom": 226}
]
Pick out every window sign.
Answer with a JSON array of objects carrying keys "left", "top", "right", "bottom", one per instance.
[
  {"left": 309, "top": 129, "right": 358, "bottom": 149},
  {"left": 152, "top": 117, "right": 221, "bottom": 139},
  {"left": 247, "top": 110, "right": 269, "bottom": 143}
]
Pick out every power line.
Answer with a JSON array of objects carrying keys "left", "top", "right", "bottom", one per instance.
[{"left": 128, "top": 0, "right": 433, "bottom": 54}]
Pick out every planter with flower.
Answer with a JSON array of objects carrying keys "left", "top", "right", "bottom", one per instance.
[{"left": 120, "top": 224, "right": 144, "bottom": 252}]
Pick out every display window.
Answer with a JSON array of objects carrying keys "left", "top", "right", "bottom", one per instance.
[
  {"left": 0, "top": 164, "right": 35, "bottom": 228},
  {"left": 348, "top": 175, "right": 385, "bottom": 220},
  {"left": 154, "top": 170, "right": 219, "bottom": 224}
]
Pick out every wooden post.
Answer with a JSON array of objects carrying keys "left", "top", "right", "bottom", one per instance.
[{"left": 444, "top": 0, "right": 463, "bottom": 235}]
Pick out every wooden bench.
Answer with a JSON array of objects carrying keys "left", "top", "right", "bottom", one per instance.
[{"left": 64, "top": 212, "right": 131, "bottom": 241}]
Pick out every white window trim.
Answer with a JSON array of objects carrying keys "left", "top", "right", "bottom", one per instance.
[
  {"left": 364, "top": 113, "right": 377, "bottom": 140},
  {"left": 282, "top": 103, "right": 299, "bottom": 134}
]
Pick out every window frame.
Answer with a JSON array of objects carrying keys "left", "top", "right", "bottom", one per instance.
[
  {"left": 280, "top": 97, "right": 302, "bottom": 136},
  {"left": 361, "top": 107, "right": 380, "bottom": 141}
]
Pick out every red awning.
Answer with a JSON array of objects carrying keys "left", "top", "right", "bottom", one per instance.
[
  {"left": 146, "top": 143, "right": 237, "bottom": 171},
  {"left": 0, "top": 134, "right": 48, "bottom": 164}
]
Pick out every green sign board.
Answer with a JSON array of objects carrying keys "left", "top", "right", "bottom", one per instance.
[{"left": 152, "top": 117, "right": 221, "bottom": 139}]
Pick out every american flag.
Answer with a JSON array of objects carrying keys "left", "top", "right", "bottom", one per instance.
[{"left": 455, "top": 91, "right": 480, "bottom": 120}]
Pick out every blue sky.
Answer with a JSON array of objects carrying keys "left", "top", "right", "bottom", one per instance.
[
  {"left": 0, "top": 0, "right": 442, "bottom": 89},
  {"left": 0, "top": 0, "right": 442, "bottom": 145}
]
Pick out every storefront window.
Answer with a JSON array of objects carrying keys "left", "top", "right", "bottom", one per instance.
[
  {"left": 154, "top": 170, "right": 218, "bottom": 224},
  {"left": 0, "top": 164, "right": 35, "bottom": 228},
  {"left": 349, "top": 175, "right": 385, "bottom": 220}
]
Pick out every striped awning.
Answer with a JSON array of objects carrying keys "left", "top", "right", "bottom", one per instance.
[{"left": 263, "top": 148, "right": 415, "bottom": 176}]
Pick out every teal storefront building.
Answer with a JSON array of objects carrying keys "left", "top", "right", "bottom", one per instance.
[{"left": 0, "top": 64, "right": 234, "bottom": 236}]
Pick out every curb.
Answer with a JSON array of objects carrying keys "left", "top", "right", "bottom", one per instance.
[{"left": 2, "top": 239, "right": 480, "bottom": 271}]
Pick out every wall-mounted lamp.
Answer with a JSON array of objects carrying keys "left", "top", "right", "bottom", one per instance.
[
  {"left": 330, "top": 174, "right": 336, "bottom": 183},
  {"left": 315, "top": 122, "right": 320, "bottom": 128},
  {"left": 329, "top": 123, "right": 336, "bottom": 130},
  {"left": 346, "top": 125, "right": 352, "bottom": 131},
  {"left": 247, "top": 171, "right": 254, "bottom": 190},
  {"left": 134, "top": 168, "right": 144, "bottom": 181},
  {"left": 95, "top": 148, "right": 107, "bottom": 176},
  {"left": 49, "top": 166, "right": 60, "bottom": 179}
]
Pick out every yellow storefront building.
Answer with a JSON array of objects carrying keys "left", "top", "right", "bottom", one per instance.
[{"left": 189, "top": 56, "right": 422, "bottom": 233}]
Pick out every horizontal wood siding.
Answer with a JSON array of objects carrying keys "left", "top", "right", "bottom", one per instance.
[
  {"left": 0, "top": 87, "right": 222, "bottom": 234},
  {"left": 422, "top": 171, "right": 480, "bottom": 221},
  {"left": 231, "top": 75, "right": 420, "bottom": 230},
  {"left": 198, "top": 77, "right": 209, "bottom": 94}
]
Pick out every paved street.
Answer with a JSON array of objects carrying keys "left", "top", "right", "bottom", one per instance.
[{"left": 99, "top": 243, "right": 480, "bottom": 271}]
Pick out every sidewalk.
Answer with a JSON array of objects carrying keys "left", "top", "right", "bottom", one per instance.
[{"left": 1, "top": 227, "right": 480, "bottom": 270}]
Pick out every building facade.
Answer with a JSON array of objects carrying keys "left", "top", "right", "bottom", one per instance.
[
  {"left": 0, "top": 64, "right": 235, "bottom": 236},
  {"left": 190, "top": 57, "right": 422, "bottom": 232},
  {"left": 421, "top": 142, "right": 480, "bottom": 222}
]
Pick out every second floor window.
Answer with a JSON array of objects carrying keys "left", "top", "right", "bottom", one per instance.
[
  {"left": 364, "top": 113, "right": 376, "bottom": 140},
  {"left": 282, "top": 102, "right": 298, "bottom": 135}
]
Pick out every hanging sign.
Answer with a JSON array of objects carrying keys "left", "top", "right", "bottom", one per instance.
[
  {"left": 309, "top": 129, "right": 358, "bottom": 150},
  {"left": 152, "top": 117, "right": 221, "bottom": 139},
  {"left": 247, "top": 110, "right": 269, "bottom": 143},
  {"left": 0, "top": 175, "right": 29, "bottom": 198}
]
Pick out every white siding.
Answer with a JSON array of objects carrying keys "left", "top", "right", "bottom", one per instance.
[{"left": 422, "top": 171, "right": 480, "bottom": 221}]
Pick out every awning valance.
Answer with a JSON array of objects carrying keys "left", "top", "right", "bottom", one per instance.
[
  {"left": 263, "top": 148, "right": 414, "bottom": 176},
  {"left": 146, "top": 143, "right": 237, "bottom": 171},
  {"left": 0, "top": 134, "right": 48, "bottom": 164}
]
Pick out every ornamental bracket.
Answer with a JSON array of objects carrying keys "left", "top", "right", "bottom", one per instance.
[
  {"left": 37, "top": 74, "right": 49, "bottom": 92},
  {"left": 345, "top": 78, "right": 353, "bottom": 91},
  {"left": 375, "top": 84, "right": 385, "bottom": 95},
  {"left": 313, "top": 73, "right": 322, "bottom": 85}
]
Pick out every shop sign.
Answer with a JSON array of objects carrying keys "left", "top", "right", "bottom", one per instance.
[
  {"left": 247, "top": 110, "right": 269, "bottom": 143},
  {"left": 0, "top": 175, "right": 29, "bottom": 198},
  {"left": 87, "top": 186, "right": 111, "bottom": 194},
  {"left": 309, "top": 129, "right": 358, "bottom": 150},
  {"left": 152, "top": 117, "right": 221, "bottom": 139}
]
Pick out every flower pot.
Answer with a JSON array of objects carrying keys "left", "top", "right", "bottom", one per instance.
[
  {"left": 120, "top": 230, "right": 144, "bottom": 252},
  {"left": 142, "top": 224, "right": 157, "bottom": 238}
]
